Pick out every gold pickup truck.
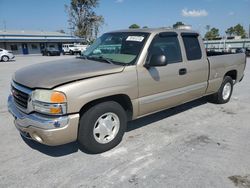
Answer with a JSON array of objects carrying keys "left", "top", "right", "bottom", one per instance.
[{"left": 8, "top": 28, "right": 246, "bottom": 153}]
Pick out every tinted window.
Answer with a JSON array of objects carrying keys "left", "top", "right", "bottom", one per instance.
[
  {"left": 149, "top": 34, "right": 182, "bottom": 64},
  {"left": 182, "top": 34, "right": 202, "bottom": 60},
  {"left": 10, "top": 45, "right": 18, "bottom": 51},
  {"left": 31, "top": 44, "right": 38, "bottom": 49}
]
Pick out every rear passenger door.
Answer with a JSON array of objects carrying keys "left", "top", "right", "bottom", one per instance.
[{"left": 180, "top": 33, "right": 209, "bottom": 100}]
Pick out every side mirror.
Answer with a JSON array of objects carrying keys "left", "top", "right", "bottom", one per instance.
[{"left": 145, "top": 54, "right": 168, "bottom": 68}]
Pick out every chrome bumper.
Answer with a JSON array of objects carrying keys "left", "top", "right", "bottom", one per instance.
[{"left": 8, "top": 95, "right": 79, "bottom": 146}]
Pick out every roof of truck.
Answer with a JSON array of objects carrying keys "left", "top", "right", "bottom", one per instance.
[{"left": 108, "top": 27, "right": 199, "bottom": 35}]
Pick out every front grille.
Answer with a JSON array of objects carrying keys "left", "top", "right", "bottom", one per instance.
[{"left": 12, "top": 85, "right": 29, "bottom": 109}]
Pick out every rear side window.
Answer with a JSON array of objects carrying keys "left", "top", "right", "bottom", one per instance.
[
  {"left": 149, "top": 33, "right": 182, "bottom": 64},
  {"left": 182, "top": 34, "right": 202, "bottom": 61}
]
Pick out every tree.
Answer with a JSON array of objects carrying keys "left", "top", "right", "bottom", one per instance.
[
  {"left": 233, "top": 24, "right": 246, "bottom": 38},
  {"left": 225, "top": 24, "right": 246, "bottom": 38},
  {"left": 142, "top": 26, "right": 148, "bottom": 28},
  {"left": 129, "top": 24, "right": 140, "bottom": 29},
  {"left": 225, "top": 27, "right": 234, "bottom": 37},
  {"left": 65, "top": 0, "right": 104, "bottom": 42},
  {"left": 205, "top": 27, "right": 220, "bottom": 40},
  {"left": 173, "top": 21, "right": 185, "bottom": 29}
]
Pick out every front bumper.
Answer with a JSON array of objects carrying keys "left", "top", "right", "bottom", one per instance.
[{"left": 8, "top": 95, "right": 79, "bottom": 146}]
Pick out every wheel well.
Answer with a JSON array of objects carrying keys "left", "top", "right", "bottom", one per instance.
[
  {"left": 225, "top": 70, "right": 237, "bottom": 81},
  {"left": 79, "top": 94, "right": 133, "bottom": 121}
]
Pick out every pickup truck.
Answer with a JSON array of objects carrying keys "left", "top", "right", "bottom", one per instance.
[{"left": 8, "top": 28, "right": 246, "bottom": 153}]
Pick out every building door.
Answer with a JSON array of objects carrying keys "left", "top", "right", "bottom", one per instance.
[
  {"left": 22, "top": 43, "right": 29, "bottom": 54},
  {"left": 58, "top": 43, "right": 62, "bottom": 52},
  {"left": 40, "top": 43, "right": 45, "bottom": 52}
]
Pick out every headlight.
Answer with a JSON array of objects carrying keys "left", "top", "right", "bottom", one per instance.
[{"left": 32, "top": 90, "right": 67, "bottom": 115}]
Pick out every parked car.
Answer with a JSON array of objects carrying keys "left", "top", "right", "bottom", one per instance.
[
  {"left": 62, "top": 44, "right": 88, "bottom": 55},
  {"left": 245, "top": 48, "right": 250, "bottom": 57},
  {"left": 0, "top": 48, "right": 15, "bottom": 62},
  {"left": 236, "top": 48, "right": 245, "bottom": 54},
  {"left": 236, "top": 48, "right": 250, "bottom": 57},
  {"left": 41, "top": 47, "right": 60, "bottom": 56},
  {"left": 8, "top": 28, "right": 246, "bottom": 153}
]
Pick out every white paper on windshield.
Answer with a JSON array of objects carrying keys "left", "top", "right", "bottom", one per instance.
[{"left": 126, "top": 36, "right": 144, "bottom": 42}]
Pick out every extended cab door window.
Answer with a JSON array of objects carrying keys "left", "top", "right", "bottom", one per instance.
[
  {"left": 181, "top": 33, "right": 202, "bottom": 61},
  {"left": 149, "top": 32, "right": 182, "bottom": 64}
]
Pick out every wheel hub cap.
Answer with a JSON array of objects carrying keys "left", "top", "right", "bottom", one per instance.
[
  {"left": 222, "top": 82, "right": 232, "bottom": 100},
  {"left": 93, "top": 113, "right": 120, "bottom": 144}
]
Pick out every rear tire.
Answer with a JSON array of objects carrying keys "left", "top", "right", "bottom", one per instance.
[
  {"left": 209, "top": 76, "right": 233, "bottom": 104},
  {"left": 78, "top": 101, "right": 127, "bottom": 154}
]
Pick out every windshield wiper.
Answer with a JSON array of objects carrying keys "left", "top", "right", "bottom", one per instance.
[
  {"left": 77, "top": 54, "right": 88, "bottom": 59},
  {"left": 88, "top": 56, "right": 114, "bottom": 64}
]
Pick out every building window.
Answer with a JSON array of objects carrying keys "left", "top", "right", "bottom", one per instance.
[
  {"left": 31, "top": 44, "right": 38, "bottom": 49},
  {"left": 10, "top": 45, "right": 18, "bottom": 51}
]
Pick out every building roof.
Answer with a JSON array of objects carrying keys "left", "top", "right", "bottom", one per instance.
[
  {"left": 0, "top": 30, "right": 72, "bottom": 37},
  {"left": 0, "top": 30, "right": 84, "bottom": 43}
]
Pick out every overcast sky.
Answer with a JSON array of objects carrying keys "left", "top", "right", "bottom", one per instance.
[{"left": 0, "top": 0, "right": 249, "bottom": 36}]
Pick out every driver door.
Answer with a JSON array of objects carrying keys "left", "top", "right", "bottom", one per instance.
[{"left": 137, "top": 32, "right": 189, "bottom": 116}]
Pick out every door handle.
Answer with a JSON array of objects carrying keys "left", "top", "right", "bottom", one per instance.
[{"left": 179, "top": 68, "right": 187, "bottom": 75}]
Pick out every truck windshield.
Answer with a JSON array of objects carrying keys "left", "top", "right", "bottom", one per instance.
[{"left": 83, "top": 32, "right": 149, "bottom": 65}]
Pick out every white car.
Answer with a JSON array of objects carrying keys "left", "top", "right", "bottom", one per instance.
[
  {"left": 0, "top": 48, "right": 15, "bottom": 62},
  {"left": 62, "top": 44, "right": 88, "bottom": 55}
]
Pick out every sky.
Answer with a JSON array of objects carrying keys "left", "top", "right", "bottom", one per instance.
[{"left": 0, "top": 0, "right": 249, "bottom": 36}]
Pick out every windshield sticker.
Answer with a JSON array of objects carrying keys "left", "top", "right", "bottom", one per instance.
[{"left": 126, "top": 36, "right": 144, "bottom": 42}]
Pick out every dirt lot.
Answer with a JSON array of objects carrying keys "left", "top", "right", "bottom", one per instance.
[{"left": 0, "top": 55, "right": 250, "bottom": 188}]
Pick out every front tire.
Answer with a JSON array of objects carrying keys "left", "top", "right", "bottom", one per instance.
[
  {"left": 210, "top": 76, "right": 234, "bottom": 104},
  {"left": 78, "top": 101, "right": 127, "bottom": 154},
  {"left": 1, "top": 55, "right": 9, "bottom": 62}
]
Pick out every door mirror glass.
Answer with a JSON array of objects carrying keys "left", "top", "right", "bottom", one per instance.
[{"left": 145, "top": 54, "right": 168, "bottom": 68}]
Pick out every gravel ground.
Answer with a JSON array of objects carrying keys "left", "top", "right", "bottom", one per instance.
[{"left": 0, "top": 55, "right": 250, "bottom": 188}]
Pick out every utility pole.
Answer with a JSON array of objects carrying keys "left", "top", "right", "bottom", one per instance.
[
  {"left": 3, "top": 20, "right": 6, "bottom": 31},
  {"left": 249, "top": 24, "right": 250, "bottom": 38}
]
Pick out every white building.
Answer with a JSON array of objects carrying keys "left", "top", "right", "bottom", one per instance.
[
  {"left": 204, "top": 38, "right": 250, "bottom": 52},
  {"left": 0, "top": 30, "right": 84, "bottom": 55}
]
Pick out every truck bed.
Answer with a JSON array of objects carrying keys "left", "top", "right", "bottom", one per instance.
[{"left": 207, "top": 51, "right": 235, "bottom": 56}]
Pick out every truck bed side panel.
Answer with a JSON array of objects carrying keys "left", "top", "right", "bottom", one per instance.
[{"left": 206, "top": 53, "right": 246, "bottom": 94}]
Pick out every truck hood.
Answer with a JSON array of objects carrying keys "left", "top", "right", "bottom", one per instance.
[{"left": 13, "top": 58, "right": 125, "bottom": 89}]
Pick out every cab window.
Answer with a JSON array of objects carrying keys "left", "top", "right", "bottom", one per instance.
[
  {"left": 149, "top": 32, "right": 182, "bottom": 64},
  {"left": 182, "top": 33, "right": 202, "bottom": 61}
]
